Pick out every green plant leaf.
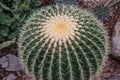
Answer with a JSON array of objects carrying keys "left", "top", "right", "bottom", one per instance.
[
  {"left": 0, "top": 35, "right": 3, "bottom": 41},
  {"left": 0, "top": 27, "right": 9, "bottom": 37},
  {"left": 0, "top": 38, "right": 15, "bottom": 49},
  {"left": 0, "top": 11, "right": 12, "bottom": 25},
  {"left": 0, "top": 0, "right": 42, "bottom": 43},
  {"left": 0, "top": 1, "right": 11, "bottom": 11},
  {"left": 8, "top": 32, "right": 17, "bottom": 40}
]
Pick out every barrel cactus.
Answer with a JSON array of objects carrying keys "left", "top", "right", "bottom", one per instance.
[{"left": 18, "top": 4, "right": 109, "bottom": 80}]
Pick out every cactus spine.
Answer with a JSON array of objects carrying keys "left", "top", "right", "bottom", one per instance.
[{"left": 18, "top": 4, "right": 109, "bottom": 80}]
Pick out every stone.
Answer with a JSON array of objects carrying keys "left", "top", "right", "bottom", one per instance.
[
  {"left": 0, "top": 56, "right": 8, "bottom": 68},
  {"left": 112, "top": 21, "right": 120, "bottom": 60},
  {"left": 0, "top": 57, "right": 7, "bottom": 65},
  {"left": 6, "top": 54, "right": 23, "bottom": 71},
  {"left": 2, "top": 61, "right": 8, "bottom": 68},
  {"left": 6, "top": 74, "right": 16, "bottom": 80}
]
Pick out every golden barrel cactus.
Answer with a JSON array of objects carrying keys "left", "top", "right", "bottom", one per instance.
[{"left": 18, "top": 4, "right": 109, "bottom": 80}]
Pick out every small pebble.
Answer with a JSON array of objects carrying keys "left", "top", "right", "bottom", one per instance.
[{"left": 6, "top": 54, "right": 23, "bottom": 71}]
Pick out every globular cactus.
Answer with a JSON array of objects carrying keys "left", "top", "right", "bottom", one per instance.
[{"left": 18, "top": 4, "right": 109, "bottom": 80}]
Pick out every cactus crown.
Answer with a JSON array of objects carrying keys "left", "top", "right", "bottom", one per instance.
[{"left": 18, "top": 4, "right": 109, "bottom": 80}]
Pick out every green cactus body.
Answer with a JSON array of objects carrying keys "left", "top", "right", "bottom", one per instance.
[{"left": 18, "top": 4, "right": 109, "bottom": 80}]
